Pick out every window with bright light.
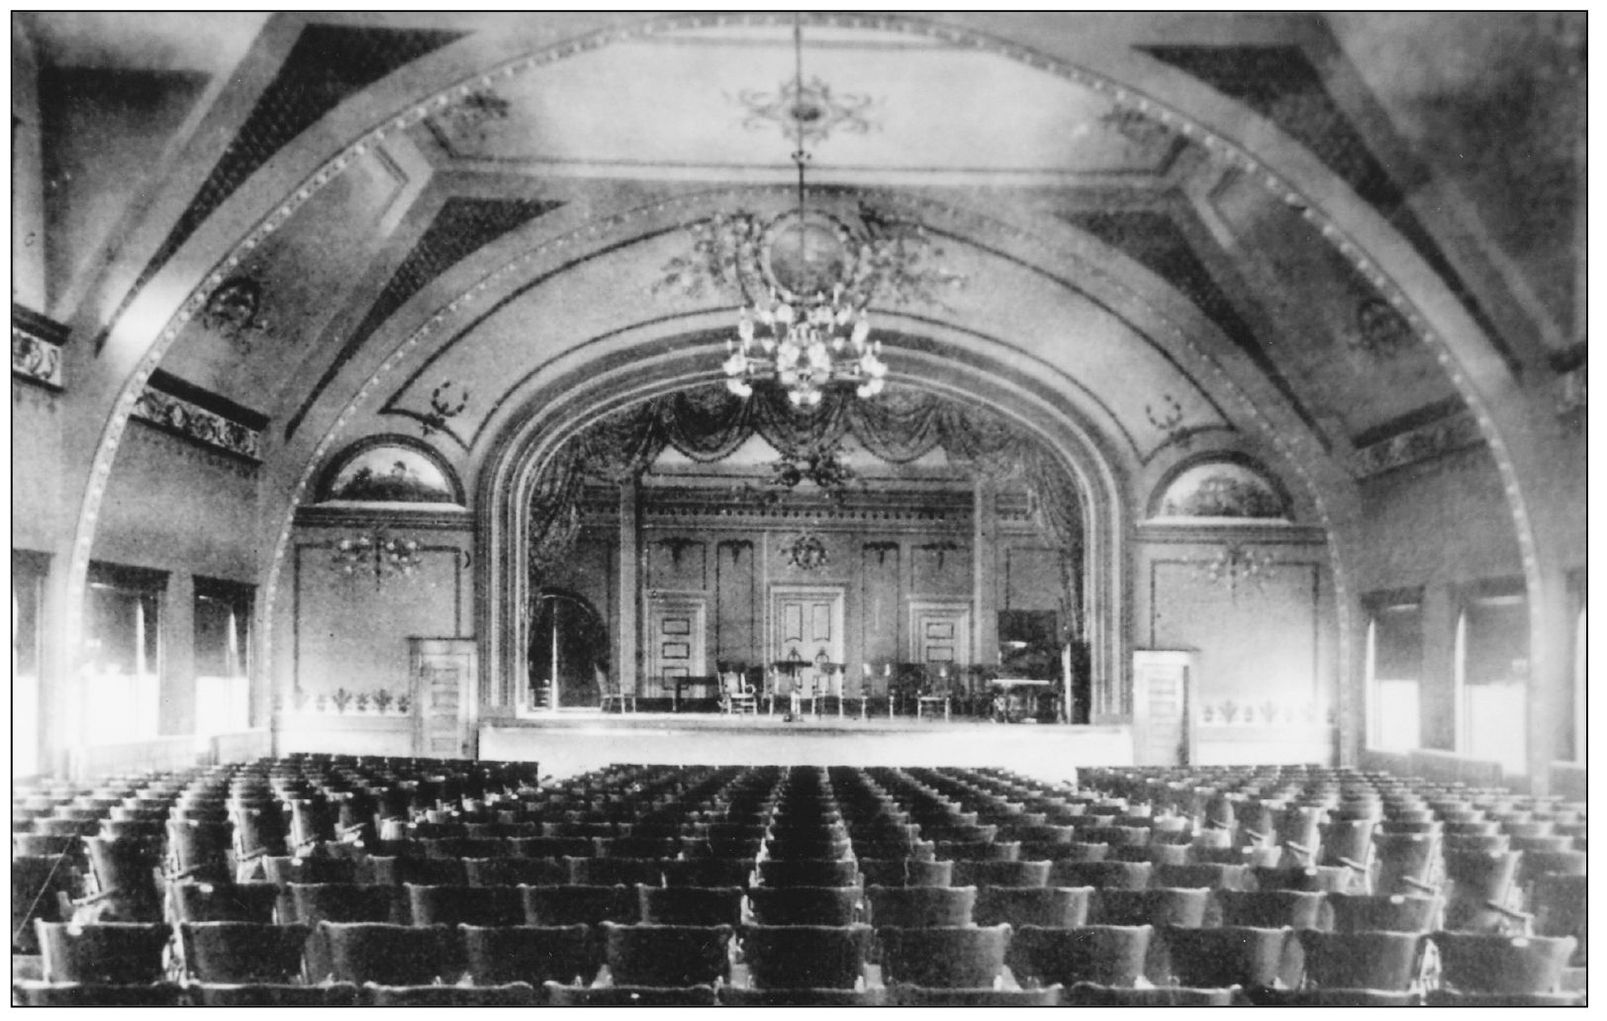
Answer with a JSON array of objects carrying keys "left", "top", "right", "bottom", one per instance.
[
  {"left": 1457, "top": 581, "right": 1529, "bottom": 776},
  {"left": 1365, "top": 594, "right": 1422, "bottom": 752},
  {"left": 195, "top": 578, "right": 253, "bottom": 735},
  {"left": 13, "top": 551, "right": 49, "bottom": 777},
  {"left": 83, "top": 563, "right": 165, "bottom": 744}
]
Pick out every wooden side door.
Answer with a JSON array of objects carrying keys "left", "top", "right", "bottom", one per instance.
[{"left": 645, "top": 595, "right": 706, "bottom": 698}]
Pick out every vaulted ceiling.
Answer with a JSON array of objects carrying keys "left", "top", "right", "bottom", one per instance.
[{"left": 17, "top": 12, "right": 1584, "bottom": 528}]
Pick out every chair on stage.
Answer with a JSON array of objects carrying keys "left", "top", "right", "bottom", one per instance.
[
  {"left": 719, "top": 671, "right": 757, "bottom": 715},
  {"left": 915, "top": 664, "right": 952, "bottom": 722},
  {"left": 598, "top": 666, "right": 636, "bottom": 714}
]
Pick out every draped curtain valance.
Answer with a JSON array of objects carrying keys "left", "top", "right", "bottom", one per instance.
[{"left": 529, "top": 383, "right": 1083, "bottom": 576}]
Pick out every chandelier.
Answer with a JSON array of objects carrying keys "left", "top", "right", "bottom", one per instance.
[
  {"left": 720, "top": 16, "right": 887, "bottom": 407},
  {"left": 331, "top": 528, "right": 423, "bottom": 588},
  {"left": 1196, "top": 543, "right": 1274, "bottom": 602}
]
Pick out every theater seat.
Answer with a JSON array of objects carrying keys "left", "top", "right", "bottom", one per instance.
[
  {"left": 1296, "top": 930, "right": 1423, "bottom": 991},
  {"left": 364, "top": 982, "right": 538, "bottom": 1006},
  {"left": 1215, "top": 889, "right": 1326, "bottom": 930},
  {"left": 1094, "top": 888, "right": 1210, "bottom": 929},
  {"left": 1008, "top": 925, "right": 1153, "bottom": 988},
  {"left": 637, "top": 885, "right": 743, "bottom": 927},
  {"left": 170, "top": 881, "right": 279, "bottom": 923},
  {"left": 740, "top": 924, "right": 872, "bottom": 989},
  {"left": 599, "top": 922, "right": 734, "bottom": 987},
  {"left": 973, "top": 886, "right": 1092, "bottom": 929},
  {"left": 887, "top": 984, "right": 1062, "bottom": 1006},
  {"left": 748, "top": 886, "right": 862, "bottom": 926},
  {"left": 544, "top": 981, "right": 718, "bottom": 1006},
  {"left": 950, "top": 859, "right": 1051, "bottom": 888},
  {"left": 857, "top": 859, "right": 951, "bottom": 888},
  {"left": 520, "top": 884, "right": 638, "bottom": 927},
  {"left": 189, "top": 983, "right": 362, "bottom": 1006},
  {"left": 462, "top": 856, "right": 568, "bottom": 888},
  {"left": 11, "top": 980, "right": 187, "bottom": 1007},
  {"left": 460, "top": 923, "right": 599, "bottom": 987},
  {"left": 865, "top": 885, "right": 975, "bottom": 928},
  {"left": 320, "top": 921, "right": 463, "bottom": 986},
  {"left": 1325, "top": 892, "right": 1438, "bottom": 933},
  {"left": 1063, "top": 982, "right": 1237, "bottom": 1006},
  {"left": 35, "top": 921, "right": 171, "bottom": 985},
  {"left": 180, "top": 921, "right": 311, "bottom": 984},
  {"left": 719, "top": 987, "right": 886, "bottom": 1007},
  {"left": 406, "top": 883, "right": 525, "bottom": 928},
  {"left": 1160, "top": 925, "right": 1289, "bottom": 989},
  {"left": 1431, "top": 932, "right": 1578, "bottom": 995},
  {"left": 878, "top": 925, "right": 1010, "bottom": 989}
]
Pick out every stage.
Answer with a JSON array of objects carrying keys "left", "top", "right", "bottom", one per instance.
[{"left": 478, "top": 712, "right": 1133, "bottom": 781}]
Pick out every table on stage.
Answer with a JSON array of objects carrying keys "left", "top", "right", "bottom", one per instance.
[{"left": 990, "top": 677, "right": 1054, "bottom": 723}]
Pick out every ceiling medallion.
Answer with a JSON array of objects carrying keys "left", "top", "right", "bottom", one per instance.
[
  {"left": 654, "top": 15, "right": 961, "bottom": 408},
  {"left": 200, "top": 276, "right": 270, "bottom": 349},
  {"left": 736, "top": 73, "right": 877, "bottom": 146}
]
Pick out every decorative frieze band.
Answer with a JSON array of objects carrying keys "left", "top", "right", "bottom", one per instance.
[
  {"left": 132, "top": 370, "right": 267, "bottom": 463},
  {"left": 12, "top": 305, "right": 68, "bottom": 390},
  {"left": 1352, "top": 406, "right": 1482, "bottom": 478}
]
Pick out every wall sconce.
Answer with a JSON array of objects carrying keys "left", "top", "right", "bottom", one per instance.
[{"left": 331, "top": 529, "right": 423, "bottom": 588}]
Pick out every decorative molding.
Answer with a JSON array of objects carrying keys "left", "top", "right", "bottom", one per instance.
[
  {"left": 200, "top": 275, "right": 271, "bottom": 350},
  {"left": 1138, "top": 42, "right": 1520, "bottom": 375},
  {"left": 1557, "top": 363, "right": 1586, "bottom": 419},
  {"left": 296, "top": 195, "right": 563, "bottom": 437},
  {"left": 102, "top": 23, "right": 468, "bottom": 351},
  {"left": 131, "top": 371, "right": 266, "bottom": 462},
  {"left": 295, "top": 504, "right": 473, "bottom": 530},
  {"left": 1352, "top": 404, "right": 1482, "bottom": 478},
  {"left": 12, "top": 305, "right": 68, "bottom": 390},
  {"left": 734, "top": 73, "right": 877, "bottom": 145}
]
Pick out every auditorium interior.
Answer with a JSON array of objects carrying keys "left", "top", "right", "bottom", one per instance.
[{"left": 10, "top": 12, "right": 1588, "bottom": 1006}]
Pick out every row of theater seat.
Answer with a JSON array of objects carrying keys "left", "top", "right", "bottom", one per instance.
[{"left": 13, "top": 758, "right": 1587, "bottom": 1005}]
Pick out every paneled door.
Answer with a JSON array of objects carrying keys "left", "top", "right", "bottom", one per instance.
[
  {"left": 645, "top": 595, "right": 706, "bottom": 698},
  {"left": 771, "top": 586, "right": 845, "bottom": 690},
  {"left": 908, "top": 601, "right": 972, "bottom": 668}
]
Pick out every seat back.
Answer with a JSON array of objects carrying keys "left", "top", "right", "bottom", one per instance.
[
  {"left": 172, "top": 881, "right": 279, "bottom": 923},
  {"left": 950, "top": 859, "right": 1051, "bottom": 888},
  {"left": 181, "top": 921, "right": 311, "bottom": 983},
  {"left": 1162, "top": 925, "right": 1289, "bottom": 989},
  {"left": 1006, "top": 925, "right": 1152, "bottom": 987},
  {"left": 406, "top": 883, "right": 525, "bottom": 927},
  {"left": 191, "top": 982, "right": 361, "bottom": 1006},
  {"left": 973, "top": 886, "right": 1092, "bottom": 929},
  {"left": 758, "top": 858, "right": 859, "bottom": 888},
  {"left": 1048, "top": 860, "right": 1151, "bottom": 890},
  {"left": 865, "top": 885, "right": 976, "bottom": 928},
  {"left": 543, "top": 981, "right": 718, "bottom": 1006},
  {"left": 637, "top": 884, "right": 743, "bottom": 926},
  {"left": 1297, "top": 930, "right": 1423, "bottom": 991},
  {"left": 879, "top": 925, "right": 1010, "bottom": 989},
  {"left": 288, "top": 882, "right": 403, "bottom": 925},
  {"left": 601, "top": 922, "right": 734, "bottom": 987},
  {"left": 748, "top": 885, "right": 861, "bottom": 926},
  {"left": 569, "top": 856, "right": 664, "bottom": 886},
  {"left": 462, "top": 856, "right": 568, "bottom": 888},
  {"left": 857, "top": 858, "right": 951, "bottom": 887},
  {"left": 660, "top": 858, "right": 753, "bottom": 888},
  {"left": 35, "top": 921, "right": 170, "bottom": 985},
  {"left": 1095, "top": 888, "right": 1210, "bottom": 929},
  {"left": 364, "top": 983, "right": 538, "bottom": 1006},
  {"left": 460, "top": 923, "right": 599, "bottom": 986},
  {"left": 1432, "top": 932, "right": 1578, "bottom": 994},
  {"left": 1326, "top": 893, "right": 1438, "bottom": 933},
  {"left": 520, "top": 884, "right": 639, "bottom": 926},
  {"left": 741, "top": 923, "right": 872, "bottom": 989},
  {"left": 320, "top": 921, "right": 463, "bottom": 986},
  {"left": 1215, "top": 889, "right": 1325, "bottom": 930}
]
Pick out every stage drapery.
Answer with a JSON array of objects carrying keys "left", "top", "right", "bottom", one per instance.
[{"left": 527, "top": 384, "right": 1084, "bottom": 630}]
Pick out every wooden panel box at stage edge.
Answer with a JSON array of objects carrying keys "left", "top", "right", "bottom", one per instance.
[{"left": 410, "top": 637, "right": 478, "bottom": 759}]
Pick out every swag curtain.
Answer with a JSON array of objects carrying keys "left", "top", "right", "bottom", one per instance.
[{"left": 527, "top": 384, "right": 1085, "bottom": 612}]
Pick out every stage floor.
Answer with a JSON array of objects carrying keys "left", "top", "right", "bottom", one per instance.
[{"left": 478, "top": 711, "right": 1133, "bottom": 781}]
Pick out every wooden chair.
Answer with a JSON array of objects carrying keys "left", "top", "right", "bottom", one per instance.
[
  {"left": 719, "top": 671, "right": 757, "bottom": 715},
  {"left": 598, "top": 667, "right": 636, "bottom": 714},
  {"left": 917, "top": 665, "right": 953, "bottom": 722}
]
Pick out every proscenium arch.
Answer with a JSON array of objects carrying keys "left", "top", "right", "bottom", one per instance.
[
  {"left": 52, "top": 13, "right": 1552, "bottom": 775},
  {"left": 477, "top": 334, "right": 1130, "bottom": 725}
]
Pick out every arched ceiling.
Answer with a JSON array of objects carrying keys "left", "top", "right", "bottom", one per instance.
[{"left": 19, "top": 12, "right": 1583, "bottom": 527}]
